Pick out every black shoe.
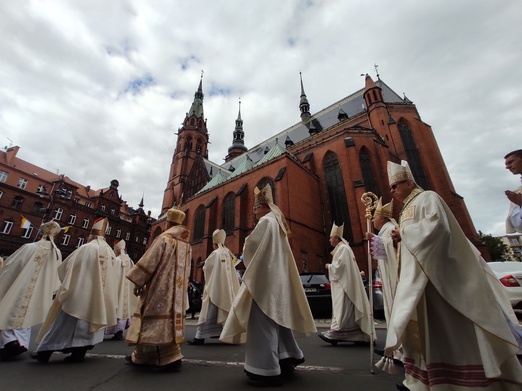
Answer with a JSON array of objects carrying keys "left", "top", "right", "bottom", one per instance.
[
  {"left": 374, "top": 348, "right": 385, "bottom": 357},
  {"left": 153, "top": 359, "right": 182, "bottom": 372},
  {"left": 187, "top": 338, "right": 205, "bottom": 345},
  {"left": 396, "top": 382, "right": 410, "bottom": 391},
  {"left": 245, "top": 371, "right": 283, "bottom": 387},
  {"left": 125, "top": 354, "right": 133, "bottom": 364},
  {"left": 279, "top": 357, "right": 305, "bottom": 375},
  {"left": 35, "top": 351, "right": 53, "bottom": 363},
  {"left": 0, "top": 341, "right": 27, "bottom": 360},
  {"left": 64, "top": 348, "right": 87, "bottom": 363},
  {"left": 111, "top": 331, "right": 124, "bottom": 341},
  {"left": 318, "top": 333, "right": 338, "bottom": 346}
]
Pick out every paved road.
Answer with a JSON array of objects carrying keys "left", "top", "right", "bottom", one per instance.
[{"left": 1, "top": 318, "right": 405, "bottom": 391}]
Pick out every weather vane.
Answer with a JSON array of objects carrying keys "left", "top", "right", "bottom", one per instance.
[{"left": 374, "top": 63, "right": 380, "bottom": 79}]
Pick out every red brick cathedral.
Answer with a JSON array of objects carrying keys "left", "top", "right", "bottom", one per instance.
[{"left": 151, "top": 74, "right": 481, "bottom": 282}]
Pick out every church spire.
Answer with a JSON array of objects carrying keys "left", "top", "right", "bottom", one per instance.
[
  {"left": 299, "top": 72, "right": 311, "bottom": 124},
  {"left": 186, "top": 72, "right": 205, "bottom": 121},
  {"left": 225, "top": 99, "right": 248, "bottom": 162}
]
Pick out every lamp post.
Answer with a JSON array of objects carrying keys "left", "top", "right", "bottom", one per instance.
[{"left": 34, "top": 174, "right": 67, "bottom": 240}]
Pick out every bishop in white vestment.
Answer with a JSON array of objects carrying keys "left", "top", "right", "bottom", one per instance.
[
  {"left": 35, "top": 217, "right": 119, "bottom": 363},
  {"left": 381, "top": 161, "right": 522, "bottom": 391},
  {"left": 188, "top": 229, "right": 240, "bottom": 344},
  {"left": 0, "top": 221, "right": 62, "bottom": 360},
  {"left": 220, "top": 184, "right": 316, "bottom": 387},
  {"left": 319, "top": 223, "right": 374, "bottom": 344}
]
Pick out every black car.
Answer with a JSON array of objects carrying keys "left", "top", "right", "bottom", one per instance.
[{"left": 300, "top": 273, "right": 332, "bottom": 318}]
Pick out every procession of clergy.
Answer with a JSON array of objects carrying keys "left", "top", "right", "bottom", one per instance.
[{"left": 1, "top": 157, "right": 522, "bottom": 390}]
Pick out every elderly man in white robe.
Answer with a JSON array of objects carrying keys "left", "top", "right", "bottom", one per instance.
[
  {"left": 34, "top": 217, "right": 119, "bottom": 363},
  {"left": 504, "top": 149, "right": 522, "bottom": 233},
  {"left": 380, "top": 160, "right": 522, "bottom": 391},
  {"left": 188, "top": 229, "right": 240, "bottom": 345},
  {"left": 365, "top": 198, "right": 402, "bottom": 362},
  {"left": 220, "top": 184, "right": 316, "bottom": 387},
  {"left": 104, "top": 240, "right": 138, "bottom": 341},
  {"left": 0, "top": 221, "right": 62, "bottom": 360},
  {"left": 319, "top": 223, "right": 374, "bottom": 345}
]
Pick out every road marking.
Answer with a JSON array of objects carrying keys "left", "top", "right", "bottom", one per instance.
[{"left": 86, "top": 354, "right": 344, "bottom": 372}]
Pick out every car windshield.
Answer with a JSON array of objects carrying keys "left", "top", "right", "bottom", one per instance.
[
  {"left": 488, "top": 262, "right": 522, "bottom": 273},
  {"left": 300, "top": 274, "right": 329, "bottom": 284}
]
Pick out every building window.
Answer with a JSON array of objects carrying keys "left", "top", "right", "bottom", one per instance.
[
  {"left": 135, "top": 234, "right": 140, "bottom": 243},
  {"left": 53, "top": 208, "right": 63, "bottom": 220},
  {"left": 125, "top": 232, "right": 130, "bottom": 241},
  {"left": 68, "top": 214, "right": 77, "bottom": 225},
  {"left": 324, "top": 152, "right": 353, "bottom": 242},
  {"left": 36, "top": 185, "right": 46, "bottom": 194},
  {"left": 193, "top": 205, "right": 206, "bottom": 241},
  {"left": 398, "top": 120, "right": 430, "bottom": 190},
  {"left": 101, "top": 205, "right": 106, "bottom": 212},
  {"left": 82, "top": 217, "right": 89, "bottom": 228},
  {"left": 116, "top": 229, "right": 121, "bottom": 238},
  {"left": 85, "top": 202, "right": 92, "bottom": 208},
  {"left": 0, "top": 170, "right": 8, "bottom": 182},
  {"left": 143, "top": 237, "right": 147, "bottom": 245},
  {"left": 31, "top": 201, "right": 44, "bottom": 215},
  {"left": 110, "top": 208, "right": 115, "bottom": 216},
  {"left": 17, "top": 178, "right": 28, "bottom": 189},
  {"left": 77, "top": 237, "right": 85, "bottom": 248},
  {"left": 359, "top": 148, "right": 378, "bottom": 195},
  {"left": 74, "top": 197, "right": 80, "bottom": 203},
  {"left": 22, "top": 226, "right": 34, "bottom": 239},
  {"left": 61, "top": 234, "right": 70, "bottom": 246},
  {"left": 222, "top": 193, "right": 235, "bottom": 234},
  {"left": 11, "top": 196, "right": 24, "bottom": 209},
  {"left": 106, "top": 225, "right": 111, "bottom": 235},
  {"left": 1, "top": 221, "right": 14, "bottom": 234},
  {"left": 0, "top": 190, "right": 3, "bottom": 200}
]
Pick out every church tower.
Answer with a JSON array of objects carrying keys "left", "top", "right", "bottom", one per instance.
[
  {"left": 225, "top": 100, "right": 248, "bottom": 162},
  {"left": 161, "top": 75, "right": 209, "bottom": 214}
]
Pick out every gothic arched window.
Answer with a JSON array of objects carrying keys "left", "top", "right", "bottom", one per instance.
[
  {"left": 324, "top": 152, "right": 353, "bottom": 242},
  {"left": 193, "top": 205, "right": 205, "bottom": 241},
  {"left": 398, "top": 120, "right": 429, "bottom": 190},
  {"left": 359, "top": 148, "right": 378, "bottom": 194},
  {"left": 222, "top": 193, "right": 235, "bottom": 234}
]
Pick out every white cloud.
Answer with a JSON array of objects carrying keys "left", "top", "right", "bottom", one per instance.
[{"left": 1, "top": 0, "right": 521, "bottom": 235}]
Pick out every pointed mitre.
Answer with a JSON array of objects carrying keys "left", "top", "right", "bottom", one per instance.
[
  {"left": 91, "top": 217, "right": 108, "bottom": 236},
  {"left": 330, "top": 222, "right": 344, "bottom": 238},
  {"left": 114, "top": 239, "right": 126, "bottom": 251},
  {"left": 167, "top": 206, "right": 186, "bottom": 225},
  {"left": 212, "top": 229, "right": 226, "bottom": 245},
  {"left": 387, "top": 160, "right": 414, "bottom": 186},
  {"left": 40, "top": 221, "right": 61, "bottom": 237},
  {"left": 254, "top": 184, "right": 273, "bottom": 206},
  {"left": 373, "top": 197, "right": 393, "bottom": 219}
]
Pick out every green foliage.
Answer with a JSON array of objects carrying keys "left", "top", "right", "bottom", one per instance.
[{"left": 478, "top": 231, "right": 510, "bottom": 261}]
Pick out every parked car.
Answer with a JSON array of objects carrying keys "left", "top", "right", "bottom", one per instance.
[
  {"left": 487, "top": 261, "right": 522, "bottom": 316},
  {"left": 300, "top": 273, "right": 332, "bottom": 318}
]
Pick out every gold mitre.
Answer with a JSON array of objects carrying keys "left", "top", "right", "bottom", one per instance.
[
  {"left": 91, "top": 217, "right": 108, "bottom": 236},
  {"left": 167, "top": 206, "right": 186, "bottom": 225},
  {"left": 330, "top": 222, "right": 344, "bottom": 238},
  {"left": 212, "top": 229, "right": 226, "bottom": 245},
  {"left": 254, "top": 184, "right": 273, "bottom": 206},
  {"left": 40, "top": 221, "right": 61, "bottom": 237},
  {"left": 373, "top": 197, "right": 393, "bottom": 219},
  {"left": 114, "top": 239, "right": 126, "bottom": 251},
  {"left": 387, "top": 160, "right": 414, "bottom": 186}
]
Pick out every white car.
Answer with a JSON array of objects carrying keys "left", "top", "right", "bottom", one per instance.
[{"left": 487, "top": 261, "right": 522, "bottom": 315}]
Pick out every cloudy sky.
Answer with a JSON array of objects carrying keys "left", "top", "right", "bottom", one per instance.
[{"left": 1, "top": 0, "right": 521, "bottom": 236}]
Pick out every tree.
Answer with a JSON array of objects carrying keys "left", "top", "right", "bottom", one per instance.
[{"left": 478, "top": 231, "right": 510, "bottom": 261}]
